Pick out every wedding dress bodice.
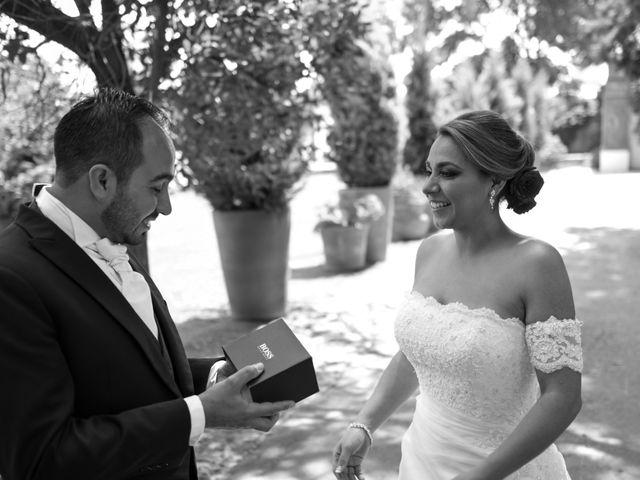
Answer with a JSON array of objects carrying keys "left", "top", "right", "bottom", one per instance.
[{"left": 395, "top": 291, "right": 583, "bottom": 451}]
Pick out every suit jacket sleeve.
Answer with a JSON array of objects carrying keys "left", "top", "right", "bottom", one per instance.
[{"left": 0, "top": 265, "right": 190, "bottom": 480}]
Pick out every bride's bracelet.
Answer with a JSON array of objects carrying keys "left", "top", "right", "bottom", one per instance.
[{"left": 348, "top": 422, "right": 373, "bottom": 446}]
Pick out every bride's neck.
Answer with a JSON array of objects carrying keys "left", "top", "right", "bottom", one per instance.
[{"left": 453, "top": 217, "right": 511, "bottom": 256}]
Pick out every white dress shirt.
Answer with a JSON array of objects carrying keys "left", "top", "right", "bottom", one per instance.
[{"left": 36, "top": 187, "right": 206, "bottom": 445}]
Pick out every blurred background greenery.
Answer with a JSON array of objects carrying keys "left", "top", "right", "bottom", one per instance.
[
  {"left": 2, "top": 4, "right": 639, "bottom": 477},
  {"left": 1, "top": 0, "right": 638, "bottom": 219}
]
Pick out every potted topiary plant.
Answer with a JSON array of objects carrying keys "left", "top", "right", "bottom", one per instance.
[
  {"left": 314, "top": 193, "right": 384, "bottom": 271},
  {"left": 328, "top": 53, "right": 398, "bottom": 264},
  {"left": 311, "top": 12, "right": 399, "bottom": 263},
  {"left": 168, "top": 1, "right": 313, "bottom": 322},
  {"left": 391, "top": 167, "right": 433, "bottom": 242},
  {"left": 402, "top": 49, "right": 438, "bottom": 176}
]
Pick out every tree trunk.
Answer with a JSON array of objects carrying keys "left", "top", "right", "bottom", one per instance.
[
  {"left": 147, "top": 0, "right": 170, "bottom": 103},
  {"left": 0, "top": 0, "right": 179, "bottom": 271}
]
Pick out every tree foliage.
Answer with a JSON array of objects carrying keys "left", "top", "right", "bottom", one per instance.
[
  {"left": 435, "top": 51, "right": 521, "bottom": 124},
  {"left": 0, "top": 54, "right": 71, "bottom": 216},
  {"left": 505, "top": 0, "right": 639, "bottom": 77},
  {"left": 168, "top": 1, "right": 312, "bottom": 212},
  {"left": 505, "top": 0, "right": 640, "bottom": 119},
  {"left": 309, "top": 0, "right": 398, "bottom": 187},
  {"left": 0, "top": 0, "right": 188, "bottom": 265},
  {"left": 401, "top": 0, "right": 493, "bottom": 64},
  {"left": 402, "top": 50, "right": 437, "bottom": 175},
  {"left": 0, "top": 0, "right": 218, "bottom": 100},
  {"left": 0, "top": 0, "right": 134, "bottom": 91}
]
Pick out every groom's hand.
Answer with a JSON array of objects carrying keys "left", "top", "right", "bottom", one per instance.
[{"left": 199, "top": 362, "right": 294, "bottom": 431}]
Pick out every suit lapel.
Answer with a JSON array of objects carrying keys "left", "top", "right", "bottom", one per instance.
[
  {"left": 130, "top": 255, "right": 195, "bottom": 397},
  {"left": 17, "top": 206, "right": 181, "bottom": 397}
]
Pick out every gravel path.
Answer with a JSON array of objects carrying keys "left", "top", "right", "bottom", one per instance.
[{"left": 149, "top": 166, "right": 640, "bottom": 479}]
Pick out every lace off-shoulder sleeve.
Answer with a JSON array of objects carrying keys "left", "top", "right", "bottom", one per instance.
[{"left": 525, "top": 317, "right": 583, "bottom": 373}]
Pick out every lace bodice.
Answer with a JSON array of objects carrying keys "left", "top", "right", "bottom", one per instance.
[{"left": 395, "top": 292, "right": 583, "bottom": 429}]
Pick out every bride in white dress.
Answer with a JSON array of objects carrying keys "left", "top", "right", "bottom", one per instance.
[{"left": 332, "top": 110, "right": 583, "bottom": 480}]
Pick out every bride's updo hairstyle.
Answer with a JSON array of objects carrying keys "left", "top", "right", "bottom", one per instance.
[{"left": 438, "top": 110, "right": 544, "bottom": 214}]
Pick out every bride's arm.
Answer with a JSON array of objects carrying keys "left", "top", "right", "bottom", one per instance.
[
  {"left": 346, "top": 233, "right": 432, "bottom": 433},
  {"left": 352, "top": 233, "right": 444, "bottom": 430},
  {"left": 455, "top": 240, "right": 582, "bottom": 480},
  {"left": 355, "top": 350, "right": 419, "bottom": 431},
  {"left": 333, "top": 236, "right": 434, "bottom": 478},
  {"left": 333, "top": 351, "right": 418, "bottom": 479}
]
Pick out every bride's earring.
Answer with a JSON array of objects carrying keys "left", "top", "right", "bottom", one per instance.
[{"left": 489, "top": 189, "right": 496, "bottom": 211}]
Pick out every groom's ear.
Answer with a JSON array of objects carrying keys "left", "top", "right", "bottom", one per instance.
[{"left": 88, "top": 164, "right": 118, "bottom": 203}]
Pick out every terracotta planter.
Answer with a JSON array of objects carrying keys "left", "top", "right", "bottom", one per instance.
[
  {"left": 392, "top": 190, "right": 432, "bottom": 241},
  {"left": 213, "top": 208, "right": 290, "bottom": 322},
  {"left": 320, "top": 225, "right": 369, "bottom": 271},
  {"left": 339, "top": 186, "right": 393, "bottom": 263}
]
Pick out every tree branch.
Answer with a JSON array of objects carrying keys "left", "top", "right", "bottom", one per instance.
[
  {"left": 101, "top": 0, "right": 120, "bottom": 31},
  {"left": 0, "top": 0, "right": 133, "bottom": 91},
  {"left": 73, "top": 0, "right": 92, "bottom": 20},
  {"left": 148, "top": 0, "right": 170, "bottom": 101},
  {"left": 0, "top": 0, "right": 96, "bottom": 62}
]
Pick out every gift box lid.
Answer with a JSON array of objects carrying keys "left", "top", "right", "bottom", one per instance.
[{"left": 222, "top": 318, "right": 319, "bottom": 403}]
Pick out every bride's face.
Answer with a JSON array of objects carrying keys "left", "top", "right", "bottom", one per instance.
[{"left": 422, "top": 135, "right": 493, "bottom": 230}]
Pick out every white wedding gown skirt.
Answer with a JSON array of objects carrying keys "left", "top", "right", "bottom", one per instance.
[
  {"left": 394, "top": 292, "right": 582, "bottom": 480},
  {"left": 399, "top": 394, "right": 570, "bottom": 479}
]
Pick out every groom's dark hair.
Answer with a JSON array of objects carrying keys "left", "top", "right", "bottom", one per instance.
[{"left": 53, "top": 87, "right": 171, "bottom": 187}]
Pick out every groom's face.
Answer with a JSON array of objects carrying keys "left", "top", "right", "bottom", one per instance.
[{"left": 102, "top": 119, "right": 175, "bottom": 245}]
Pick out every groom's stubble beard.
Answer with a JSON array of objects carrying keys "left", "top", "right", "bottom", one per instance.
[{"left": 101, "top": 185, "right": 149, "bottom": 245}]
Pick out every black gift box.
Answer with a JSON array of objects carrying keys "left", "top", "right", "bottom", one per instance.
[{"left": 222, "top": 318, "right": 319, "bottom": 403}]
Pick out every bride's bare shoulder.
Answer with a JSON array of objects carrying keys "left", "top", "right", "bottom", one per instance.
[
  {"left": 416, "top": 230, "right": 451, "bottom": 262},
  {"left": 509, "top": 236, "right": 575, "bottom": 323},
  {"left": 513, "top": 236, "right": 564, "bottom": 265},
  {"left": 509, "top": 236, "right": 570, "bottom": 290}
]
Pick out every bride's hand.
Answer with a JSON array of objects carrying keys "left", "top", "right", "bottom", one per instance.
[{"left": 332, "top": 428, "right": 371, "bottom": 480}]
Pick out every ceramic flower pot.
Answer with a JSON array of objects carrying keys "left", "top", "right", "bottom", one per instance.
[
  {"left": 213, "top": 208, "right": 290, "bottom": 322},
  {"left": 339, "top": 186, "right": 393, "bottom": 263},
  {"left": 392, "top": 190, "right": 432, "bottom": 241},
  {"left": 320, "top": 224, "right": 369, "bottom": 271}
]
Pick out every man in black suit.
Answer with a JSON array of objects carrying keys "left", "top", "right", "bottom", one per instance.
[{"left": 0, "top": 88, "right": 293, "bottom": 480}]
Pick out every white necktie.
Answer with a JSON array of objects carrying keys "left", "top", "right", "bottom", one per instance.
[{"left": 89, "top": 238, "right": 158, "bottom": 339}]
